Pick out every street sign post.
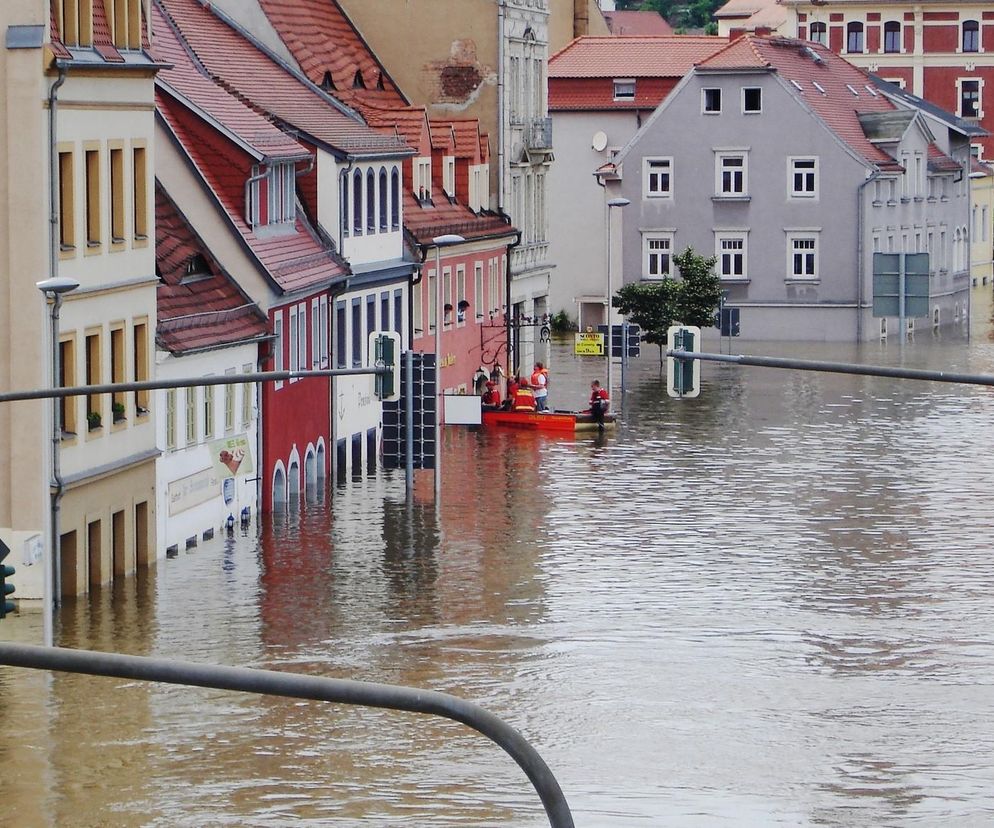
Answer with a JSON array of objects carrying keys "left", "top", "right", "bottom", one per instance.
[
  {"left": 667, "top": 325, "right": 701, "bottom": 398},
  {"left": 872, "top": 252, "right": 930, "bottom": 339}
]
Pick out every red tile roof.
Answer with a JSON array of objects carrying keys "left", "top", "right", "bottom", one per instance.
[
  {"left": 550, "top": 76, "right": 679, "bottom": 111},
  {"left": 434, "top": 119, "right": 486, "bottom": 162},
  {"left": 698, "top": 36, "right": 902, "bottom": 169},
  {"left": 156, "top": 0, "right": 408, "bottom": 157},
  {"left": 255, "top": 0, "right": 408, "bottom": 111},
  {"left": 928, "top": 143, "right": 961, "bottom": 174},
  {"left": 603, "top": 11, "right": 674, "bottom": 37},
  {"left": 362, "top": 104, "right": 433, "bottom": 156},
  {"left": 157, "top": 88, "right": 349, "bottom": 295},
  {"left": 154, "top": 5, "right": 309, "bottom": 162},
  {"left": 550, "top": 36, "right": 726, "bottom": 79},
  {"left": 403, "top": 193, "right": 515, "bottom": 246},
  {"left": 156, "top": 183, "right": 270, "bottom": 354}
]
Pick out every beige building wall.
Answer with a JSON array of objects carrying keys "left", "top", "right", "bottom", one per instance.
[{"left": 970, "top": 168, "right": 994, "bottom": 334}]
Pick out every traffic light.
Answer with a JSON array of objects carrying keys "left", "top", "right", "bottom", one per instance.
[
  {"left": 666, "top": 325, "right": 701, "bottom": 399},
  {"left": 0, "top": 538, "right": 15, "bottom": 619},
  {"left": 370, "top": 331, "right": 401, "bottom": 402}
]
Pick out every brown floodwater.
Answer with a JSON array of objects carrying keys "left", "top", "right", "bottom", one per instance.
[{"left": 5, "top": 336, "right": 994, "bottom": 826}]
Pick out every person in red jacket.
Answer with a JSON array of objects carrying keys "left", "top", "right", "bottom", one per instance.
[
  {"left": 482, "top": 380, "right": 501, "bottom": 407},
  {"left": 588, "top": 380, "right": 609, "bottom": 429}
]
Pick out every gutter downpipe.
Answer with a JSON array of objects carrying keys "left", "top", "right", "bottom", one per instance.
[
  {"left": 857, "top": 169, "right": 881, "bottom": 343},
  {"left": 47, "top": 66, "right": 68, "bottom": 647},
  {"left": 244, "top": 166, "right": 269, "bottom": 227},
  {"left": 505, "top": 226, "right": 522, "bottom": 377}
]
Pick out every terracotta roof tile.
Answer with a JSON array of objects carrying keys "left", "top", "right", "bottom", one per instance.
[
  {"left": 255, "top": 0, "right": 408, "bottom": 111},
  {"left": 157, "top": 88, "right": 349, "bottom": 295},
  {"left": 157, "top": 0, "right": 408, "bottom": 156},
  {"left": 699, "top": 36, "right": 901, "bottom": 169},
  {"left": 403, "top": 193, "right": 515, "bottom": 245},
  {"left": 433, "top": 119, "right": 484, "bottom": 162},
  {"left": 154, "top": 4, "right": 309, "bottom": 161},
  {"left": 603, "top": 11, "right": 674, "bottom": 37},
  {"left": 928, "top": 143, "right": 961, "bottom": 173},
  {"left": 550, "top": 35, "right": 727, "bottom": 78},
  {"left": 156, "top": 183, "right": 269, "bottom": 353}
]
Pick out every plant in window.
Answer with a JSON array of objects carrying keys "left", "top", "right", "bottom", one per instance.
[
  {"left": 87, "top": 410, "right": 102, "bottom": 430},
  {"left": 112, "top": 402, "right": 126, "bottom": 422}
]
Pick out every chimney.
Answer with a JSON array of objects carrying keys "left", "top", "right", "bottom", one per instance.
[{"left": 730, "top": 27, "right": 747, "bottom": 42}]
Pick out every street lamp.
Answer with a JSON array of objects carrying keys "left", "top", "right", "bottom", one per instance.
[
  {"left": 36, "top": 275, "right": 79, "bottom": 647},
  {"left": 431, "top": 234, "right": 465, "bottom": 506},
  {"left": 605, "top": 197, "right": 630, "bottom": 397}
]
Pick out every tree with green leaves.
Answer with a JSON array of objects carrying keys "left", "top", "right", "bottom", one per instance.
[{"left": 612, "top": 247, "right": 721, "bottom": 363}]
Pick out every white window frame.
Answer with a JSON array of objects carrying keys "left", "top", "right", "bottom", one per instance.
[
  {"left": 786, "top": 230, "right": 820, "bottom": 281},
  {"left": 319, "top": 295, "right": 329, "bottom": 367},
  {"left": 273, "top": 311, "right": 284, "bottom": 390},
  {"left": 413, "top": 278, "right": 423, "bottom": 339},
  {"left": 958, "top": 78, "right": 984, "bottom": 119},
  {"left": 702, "top": 87, "right": 721, "bottom": 114},
  {"left": 642, "top": 231, "right": 675, "bottom": 280},
  {"left": 742, "top": 87, "right": 762, "bottom": 114},
  {"left": 613, "top": 78, "right": 636, "bottom": 101},
  {"left": 788, "top": 156, "right": 818, "bottom": 199},
  {"left": 475, "top": 262, "right": 484, "bottom": 320},
  {"left": 809, "top": 22, "right": 827, "bottom": 45},
  {"left": 643, "top": 157, "right": 673, "bottom": 200},
  {"left": 715, "top": 231, "right": 748, "bottom": 280},
  {"left": 297, "top": 302, "right": 307, "bottom": 376},
  {"left": 443, "top": 156, "right": 456, "bottom": 196},
  {"left": 715, "top": 151, "right": 748, "bottom": 196}
]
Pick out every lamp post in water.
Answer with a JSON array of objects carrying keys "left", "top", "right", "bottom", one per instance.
[
  {"left": 36, "top": 275, "right": 79, "bottom": 646},
  {"left": 605, "top": 197, "right": 629, "bottom": 397},
  {"left": 431, "top": 234, "right": 465, "bottom": 506}
]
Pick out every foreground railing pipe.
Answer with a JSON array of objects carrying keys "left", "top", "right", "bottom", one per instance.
[
  {"left": 0, "top": 643, "right": 574, "bottom": 828},
  {"left": 668, "top": 350, "right": 994, "bottom": 388}
]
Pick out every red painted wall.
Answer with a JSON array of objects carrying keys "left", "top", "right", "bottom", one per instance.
[
  {"left": 261, "top": 292, "right": 331, "bottom": 511},
  {"left": 922, "top": 24, "right": 958, "bottom": 53}
]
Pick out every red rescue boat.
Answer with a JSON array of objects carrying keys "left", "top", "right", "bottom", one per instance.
[{"left": 481, "top": 408, "right": 616, "bottom": 433}]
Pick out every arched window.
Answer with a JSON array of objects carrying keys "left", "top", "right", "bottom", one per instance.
[
  {"left": 963, "top": 20, "right": 979, "bottom": 53},
  {"left": 883, "top": 21, "right": 900, "bottom": 53},
  {"left": 809, "top": 22, "right": 826, "bottom": 45},
  {"left": 366, "top": 168, "right": 376, "bottom": 232},
  {"left": 391, "top": 168, "right": 400, "bottom": 229},
  {"left": 379, "top": 167, "right": 388, "bottom": 231},
  {"left": 847, "top": 22, "right": 864, "bottom": 53},
  {"left": 340, "top": 171, "right": 349, "bottom": 237},
  {"left": 353, "top": 168, "right": 362, "bottom": 235}
]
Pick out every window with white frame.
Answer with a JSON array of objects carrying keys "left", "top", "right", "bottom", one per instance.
[
  {"left": 742, "top": 87, "right": 762, "bottom": 113},
  {"left": 787, "top": 232, "right": 819, "bottom": 279},
  {"left": 716, "top": 232, "right": 747, "bottom": 279},
  {"left": 413, "top": 278, "right": 423, "bottom": 337},
  {"left": 443, "top": 157, "right": 455, "bottom": 196},
  {"left": 273, "top": 312, "right": 284, "bottom": 389},
  {"left": 289, "top": 305, "right": 299, "bottom": 373},
  {"left": 643, "top": 232, "right": 674, "bottom": 279},
  {"left": 475, "top": 263, "right": 484, "bottom": 319},
  {"left": 883, "top": 21, "right": 901, "bottom": 54},
  {"left": 703, "top": 88, "right": 721, "bottom": 113},
  {"left": 415, "top": 158, "right": 432, "bottom": 201},
  {"left": 456, "top": 265, "right": 467, "bottom": 324},
  {"left": 248, "top": 162, "right": 296, "bottom": 227},
  {"left": 809, "top": 22, "right": 826, "bottom": 45},
  {"left": 962, "top": 20, "right": 979, "bottom": 53},
  {"left": 846, "top": 21, "right": 864, "bottom": 54},
  {"left": 613, "top": 78, "right": 636, "bottom": 101},
  {"left": 319, "top": 295, "right": 329, "bottom": 367},
  {"left": 715, "top": 152, "right": 747, "bottom": 196},
  {"left": 960, "top": 79, "right": 982, "bottom": 118},
  {"left": 789, "top": 157, "right": 818, "bottom": 198},
  {"left": 644, "top": 158, "right": 673, "bottom": 199}
]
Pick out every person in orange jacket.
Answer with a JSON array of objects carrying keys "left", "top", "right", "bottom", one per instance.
[
  {"left": 530, "top": 361, "right": 549, "bottom": 411},
  {"left": 512, "top": 380, "right": 537, "bottom": 411}
]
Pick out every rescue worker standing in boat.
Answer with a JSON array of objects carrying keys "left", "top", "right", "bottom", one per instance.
[
  {"left": 588, "top": 380, "right": 610, "bottom": 429},
  {"left": 530, "top": 362, "right": 549, "bottom": 411}
]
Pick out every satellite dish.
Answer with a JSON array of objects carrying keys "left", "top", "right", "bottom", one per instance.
[{"left": 592, "top": 130, "right": 608, "bottom": 152}]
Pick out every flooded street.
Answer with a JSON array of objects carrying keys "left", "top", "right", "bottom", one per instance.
[{"left": 6, "top": 335, "right": 994, "bottom": 826}]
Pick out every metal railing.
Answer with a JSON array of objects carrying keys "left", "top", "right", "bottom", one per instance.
[{"left": 0, "top": 642, "right": 574, "bottom": 827}]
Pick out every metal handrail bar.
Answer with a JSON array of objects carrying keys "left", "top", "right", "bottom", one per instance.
[
  {"left": 668, "top": 350, "right": 994, "bottom": 388},
  {"left": 0, "top": 643, "right": 574, "bottom": 828},
  {"left": 0, "top": 368, "right": 387, "bottom": 404}
]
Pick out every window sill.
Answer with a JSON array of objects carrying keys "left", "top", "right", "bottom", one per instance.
[
  {"left": 872, "top": 200, "right": 883, "bottom": 207},
  {"left": 711, "top": 195, "right": 751, "bottom": 202},
  {"left": 784, "top": 278, "right": 820, "bottom": 285},
  {"left": 886, "top": 200, "right": 898, "bottom": 207},
  {"left": 719, "top": 277, "right": 751, "bottom": 284},
  {"left": 60, "top": 431, "right": 78, "bottom": 445},
  {"left": 790, "top": 193, "right": 817, "bottom": 200},
  {"left": 913, "top": 196, "right": 924, "bottom": 203},
  {"left": 900, "top": 197, "right": 911, "bottom": 204}
]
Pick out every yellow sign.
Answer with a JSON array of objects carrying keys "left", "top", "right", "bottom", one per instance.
[{"left": 574, "top": 332, "right": 604, "bottom": 356}]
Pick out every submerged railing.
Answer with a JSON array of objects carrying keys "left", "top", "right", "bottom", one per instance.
[{"left": 0, "top": 642, "right": 574, "bottom": 827}]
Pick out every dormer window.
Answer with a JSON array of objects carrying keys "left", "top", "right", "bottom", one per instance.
[
  {"left": 613, "top": 78, "right": 636, "bottom": 101},
  {"left": 352, "top": 70, "right": 366, "bottom": 90},
  {"left": 415, "top": 158, "right": 432, "bottom": 203},
  {"left": 443, "top": 157, "right": 456, "bottom": 197},
  {"left": 376, "top": 73, "right": 386, "bottom": 91},
  {"left": 108, "top": 0, "right": 142, "bottom": 50},
  {"left": 58, "top": 0, "right": 94, "bottom": 47},
  {"left": 181, "top": 254, "right": 211, "bottom": 283},
  {"left": 247, "top": 162, "right": 297, "bottom": 228},
  {"left": 321, "top": 71, "right": 336, "bottom": 92}
]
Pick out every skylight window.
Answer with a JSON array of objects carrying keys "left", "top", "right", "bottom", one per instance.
[
  {"left": 864, "top": 85, "right": 878, "bottom": 97},
  {"left": 812, "top": 81, "right": 826, "bottom": 95},
  {"left": 790, "top": 79, "right": 804, "bottom": 92},
  {"left": 846, "top": 84, "right": 859, "bottom": 96}
]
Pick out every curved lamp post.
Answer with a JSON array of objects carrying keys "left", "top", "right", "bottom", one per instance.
[
  {"left": 605, "top": 198, "right": 629, "bottom": 396},
  {"left": 36, "top": 275, "right": 80, "bottom": 647},
  {"left": 431, "top": 234, "right": 465, "bottom": 507}
]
